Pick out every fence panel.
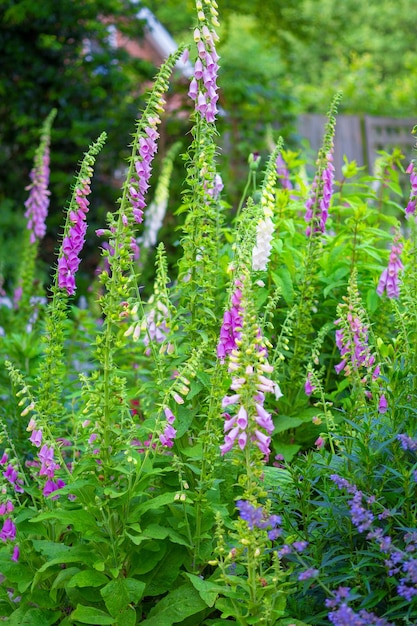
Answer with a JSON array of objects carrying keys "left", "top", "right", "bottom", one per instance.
[{"left": 298, "top": 114, "right": 416, "bottom": 177}]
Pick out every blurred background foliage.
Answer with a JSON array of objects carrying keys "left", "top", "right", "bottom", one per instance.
[{"left": 1, "top": 0, "right": 416, "bottom": 293}]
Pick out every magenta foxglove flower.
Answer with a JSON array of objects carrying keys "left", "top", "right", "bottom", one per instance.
[
  {"left": 376, "top": 241, "right": 403, "bottom": 299},
  {"left": 0, "top": 518, "right": 16, "bottom": 541},
  {"left": 57, "top": 180, "right": 91, "bottom": 296},
  {"left": 217, "top": 281, "right": 243, "bottom": 363}
]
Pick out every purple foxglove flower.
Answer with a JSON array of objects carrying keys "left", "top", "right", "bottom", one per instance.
[
  {"left": 0, "top": 518, "right": 16, "bottom": 541},
  {"left": 189, "top": 26, "right": 220, "bottom": 123},
  {"left": 405, "top": 161, "right": 417, "bottom": 218},
  {"left": 11, "top": 544, "right": 19, "bottom": 561},
  {"left": 305, "top": 147, "right": 335, "bottom": 236},
  {"left": 378, "top": 394, "right": 388, "bottom": 413},
  {"left": 160, "top": 407, "right": 177, "bottom": 448},
  {"left": 304, "top": 372, "right": 315, "bottom": 396},
  {"left": 128, "top": 119, "right": 160, "bottom": 225},
  {"left": 29, "top": 429, "right": 43, "bottom": 447},
  {"left": 376, "top": 241, "right": 403, "bottom": 299},
  {"left": 24, "top": 111, "right": 55, "bottom": 243}
]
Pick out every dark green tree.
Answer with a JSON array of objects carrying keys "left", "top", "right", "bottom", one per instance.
[{"left": 0, "top": 0, "right": 156, "bottom": 283}]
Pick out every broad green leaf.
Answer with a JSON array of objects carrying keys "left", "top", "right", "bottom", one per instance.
[
  {"left": 70, "top": 604, "right": 115, "bottom": 624},
  {"left": 141, "top": 583, "right": 208, "bottom": 625},
  {"left": 8, "top": 607, "right": 60, "bottom": 626},
  {"left": 101, "top": 579, "right": 130, "bottom": 617},
  {"left": 30, "top": 509, "right": 99, "bottom": 537},
  {"left": 185, "top": 573, "right": 223, "bottom": 607},
  {"left": 67, "top": 570, "right": 109, "bottom": 588}
]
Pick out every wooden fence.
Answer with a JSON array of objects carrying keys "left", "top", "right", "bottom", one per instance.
[{"left": 298, "top": 114, "right": 416, "bottom": 177}]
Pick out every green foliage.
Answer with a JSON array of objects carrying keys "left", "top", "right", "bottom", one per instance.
[{"left": 1, "top": 1, "right": 417, "bottom": 624}]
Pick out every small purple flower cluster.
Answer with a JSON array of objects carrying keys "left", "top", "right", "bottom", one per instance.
[
  {"left": 305, "top": 146, "right": 335, "bottom": 236},
  {"left": 24, "top": 146, "right": 51, "bottom": 244},
  {"left": 188, "top": 26, "right": 220, "bottom": 123},
  {"left": 332, "top": 474, "right": 417, "bottom": 603},
  {"left": 216, "top": 280, "right": 243, "bottom": 363},
  {"left": 397, "top": 433, "right": 417, "bottom": 452},
  {"left": 405, "top": 161, "right": 417, "bottom": 219},
  {"left": 236, "top": 499, "right": 281, "bottom": 541},
  {"left": 326, "top": 586, "right": 393, "bottom": 626},
  {"left": 376, "top": 240, "right": 403, "bottom": 299},
  {"left": 159, "top": 407, "right": 177, "bottom": 448},
  {"left": 331, "top": 474, "right": 374, "bottom": 532},
  {"left": 128, "top": 118, "right": 160, "bottom": 224},
  {"left": 57, "top": 177, "right": 92, "bottom": 296}
]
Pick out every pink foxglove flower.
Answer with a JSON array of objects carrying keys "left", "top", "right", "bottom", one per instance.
[
  {"left": 188, "top": 26, "right": 220, "bottom": 123},
  {"left": 376, "top": 241, "right": 403, "bottom": 299},
  {"left": 57, "top": 133, "right": 106, "bottom": 296},
  {"left": 305, "top": 147, "right": 335, "bottom": 236},
  {"left": 24, "top": 110, "right": 56, "bottom": 243},
  {"left": 405, "top": 161, "right": 417, "bottom": 219},
  {"left": 128, "top": 120, "right": 160, "bottom": 224}
]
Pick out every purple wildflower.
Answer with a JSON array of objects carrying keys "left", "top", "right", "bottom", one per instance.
[
  {"left": 29, "top": 429, "right": 43, "bottom": 447},
  {"left": 0, "top": 518, "right": 16, "bottom": 541},
  {"left": 236, "top": 500, "right": 281, "bottom": 538},
  {"left": 305, "top": 146, "right": 335, "bottom": 236},
  {"left": 24, "top": 147, "right": 51, "bottom": 244},
  {"left": 298, "top": 568, "right": 319, "bottom": 581},
  {"left": 160, "top": 407, "right": 177, "bottom": 448},
  {"left": 43, "top": 478, "right": 66, "bottom": 498},
  {"left": 38, "top": 444, "right": 59, "bottom": 478},
  {"left": 57, "top": 178, "right": 91, "bottom": 296},
  {"left": 188, "top": 26, "right": 220, "bottom": 123},
  {"left": 128, "top": 118, "right": 160, "bottom": 224},
  {"left": 405, "top": 161, "right": 417, "bottom": 219},
  {"left": 397, "top": 433, "right": 417, "bottom": 452},
  {"left": 2, "top": 465, "right": 24, "bottom": 494},
  {"left": 0, "top": 501, "right": 14, "bottom": 515},
  {"left": 217, "top": 280, "right": 243, "bottom": 363},
  {"left": 378, "top": 394, "right": 388, "bottom": 414},
  {"left": 304, "top": 372, "right": 315, "bottom": 396},
  {"left": 326, "top": 587, "right": 394, "bottom": 626},
  {"left": 24, "top": 111, "right": 55, "bottom": 244},
  {"left": 11, "top": 545, "right": 19, "bottom": 562},
  {"left": 276, "top": 153, "right": 293, "bottom": 191},
  {"left": 376, "top": 240, "right": 403, "bottom": 299},
  {"left": 334, "top": 312, "right": 378, "bottom": 377}
]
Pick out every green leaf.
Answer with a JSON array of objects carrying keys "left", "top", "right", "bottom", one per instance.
[
  {"left": 67, "top": 570, "right": 109, "bottom": 588},
  {"left": 70, "top": 605, "right": 115, "bottom": 624},
  {"left": 185, "top": 573, "right": 223, "bottom": 607},
  {"left": 101, "top": 579, "right": 130, "bottom": 617},
  {"left": 30, "top": 509, "right": 100, "bottom": 538},
  {"left": 141, "top": 583, "right": 208, "bottom": 625},
  {"left": 8, "top": 607, "right": 61, "bottom": 626}
]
